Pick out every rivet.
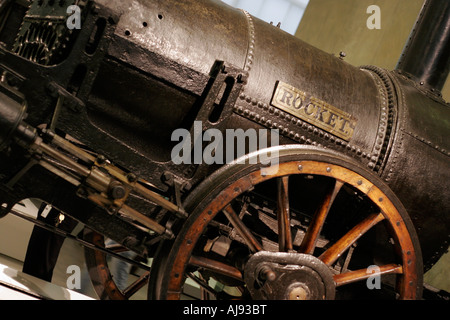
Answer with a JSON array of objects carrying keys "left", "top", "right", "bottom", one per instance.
[{"left": 298, "top": 165, "right": 303, "bottom": 171}]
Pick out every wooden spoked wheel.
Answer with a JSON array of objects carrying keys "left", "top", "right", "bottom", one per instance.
[
  {"left": 149, "top": 146, "right": 422, "bottom": 300},
  {"left": 83, "top": 229, "right": 150, "bottom": 300}
]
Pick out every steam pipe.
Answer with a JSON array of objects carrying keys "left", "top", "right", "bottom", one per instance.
[{"left": 396, "top": 0, "right": 450, "bottom": 93}]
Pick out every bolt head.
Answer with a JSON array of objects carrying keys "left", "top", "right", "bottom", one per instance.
[{"left": 288, "top": 285, "right": 310, "bottom": 300}]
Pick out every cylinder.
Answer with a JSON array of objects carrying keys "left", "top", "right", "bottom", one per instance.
[
  {"left": 0, "top": 91, "right": 27, "bottom": 150},
  {"left": 396, "top": 0, "right": 450, "bottom": 92}
]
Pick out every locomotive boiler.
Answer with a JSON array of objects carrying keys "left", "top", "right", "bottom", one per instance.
[{"left": 0, "top": 0, "right": 448, "bottom": 300}]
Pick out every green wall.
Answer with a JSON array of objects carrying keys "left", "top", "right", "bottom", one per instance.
[{"left": 295, "top": 0, "right": 450, "bottom": 101}]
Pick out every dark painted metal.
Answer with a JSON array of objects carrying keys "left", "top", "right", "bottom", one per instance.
[
  {"left": 0, "top": 0, "right": 448, "bottom": 290},
  {"left": 0, "top": 91, "right": 26, "bottom": 150},
  {"left": 396, "top": 0, "right": 450, "bottom": 93}
]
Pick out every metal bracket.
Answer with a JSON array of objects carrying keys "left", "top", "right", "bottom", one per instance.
[
  {"left": 162, "top": 171, "right": 189, "bottom": 218},
  {"left": 196, "top": 60, "right": 248, "bottom": 127}
]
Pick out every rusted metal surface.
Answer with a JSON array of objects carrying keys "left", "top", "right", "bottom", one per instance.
[
  {"left": 0, "top": 0, "right": 447, "bottom": 300},
  {"left": 244, "top": 251, "right": 336, "bottom": 300}
]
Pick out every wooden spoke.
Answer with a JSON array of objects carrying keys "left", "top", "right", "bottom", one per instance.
[
  {"left": 277, "top": 176, "right": 293, "bottom": 251},
  {"left": 83, "top": 229, "right": 149, "bottom": 300},
  {"left": 122, "top": 271, "right": 150, "bottom": 299},
  {"left": 189, "top": 255, "right": 244, "bottom": 282},
  {"left": 222, "top": 204, "right": 263, "bottom": 252},
  {"left": 154, "top": 156, "right": 421, "bottom": 300},
  {"left": 334, "top": 264, "right": 403, "bottom": 287},
  {"left": 299, "top": 180, "right": 344, "bottom": 254},
  {"left": 319, "top": 212, "right": 385, "bottom": 266}
]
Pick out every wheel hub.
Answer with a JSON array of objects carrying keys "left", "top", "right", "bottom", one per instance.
[{"left": 244, "top": 251, "right": 335, "bottom": 300}]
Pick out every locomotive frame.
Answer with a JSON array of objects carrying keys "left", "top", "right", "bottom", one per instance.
[{"left": 0, "top": 0, "right": 448, "bottom": 300}]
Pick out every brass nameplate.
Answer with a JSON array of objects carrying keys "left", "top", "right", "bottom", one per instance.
[{"left": 271, "top": 81, "right": 357, "bottom": 141}]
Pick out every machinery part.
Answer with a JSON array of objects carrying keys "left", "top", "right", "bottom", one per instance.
[
  {"left": 149, "top": 146, "right": 422, "bottom": 300},
  {"left": 12, "top": 0, "right": 89, "bottom": 66},
  {"left": 244, "top": 251, "right": 336, "bottom": 300},
  {"left": 22, "top": 125, "right": 179, "bottom": 239},
  {"left": 0, "top": 91, "right": 27, "bottom": 150},
  {"left": 0, "top": 0, "right": 446, "bottom": 300},
  {"left": 83, "top": 229, "right": 150, "bottom": 300}
]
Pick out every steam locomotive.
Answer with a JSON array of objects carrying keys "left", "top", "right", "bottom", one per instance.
[{"left": 0, "top": 0, "right": 448, "bottom": 300}]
